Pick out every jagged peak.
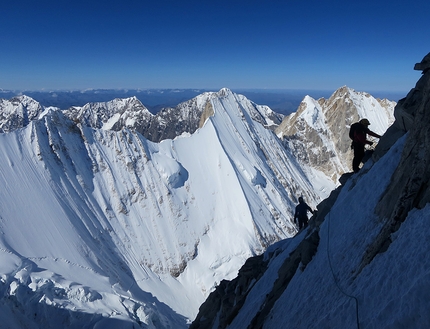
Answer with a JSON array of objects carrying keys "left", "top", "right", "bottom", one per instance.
[
  {"left": 217, "top": 87, "right": 233, "bottom": 97},
  {"left": 11, "top": 94, "right": 36, "bottom": 102},
  {"left": 4, "top": 94, "right": 43, "bottom": 109},
  {"left": 76, "top": 96, "right": 147, "bottom": 109},
  {"left": 330, "top": 85, "right": 353, "bottom": 98}
]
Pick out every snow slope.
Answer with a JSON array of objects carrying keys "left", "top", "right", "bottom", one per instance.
[
  {"left": 0, "top": 89, "right": 333, "bottom": 327},
  {"left": 193, "top": 125, "right": 430, "bottom": 329},
  {"left": 191, "top": 66, "right": 430, "bottom": 328},
  {"left": 227, "top": 134, "right": 411, "bottom": 329}
]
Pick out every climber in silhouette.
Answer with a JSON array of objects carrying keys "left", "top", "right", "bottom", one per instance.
[
  {"left": 349, "top": 118, "right": 381, "bottom": 173},
  {"left": 294, "top": 196, "right": 315, "bottom": 230}
]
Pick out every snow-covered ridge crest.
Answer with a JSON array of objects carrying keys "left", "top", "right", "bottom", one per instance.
[
  {"left": 147, "top": 88, "right": 283, "bottom": 142},
  {"left": 212, "top": 88, "right": 283, "bottom": 129}
]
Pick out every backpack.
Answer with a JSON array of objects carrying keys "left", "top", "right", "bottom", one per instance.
[{"left": 349, "top": 122, "right": 360, "bottom": 140}]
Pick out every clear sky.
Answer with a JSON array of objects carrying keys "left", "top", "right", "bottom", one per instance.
[{"left": 2, "top": 0, "right": 429, "bottom": 93}]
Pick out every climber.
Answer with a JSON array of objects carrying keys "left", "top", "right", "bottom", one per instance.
[
  {"left": 294, "top": 196, "right": 315, "bottom": 230},
  {"left": 349, "top": 118, "right": 381, "bottom": 173}
]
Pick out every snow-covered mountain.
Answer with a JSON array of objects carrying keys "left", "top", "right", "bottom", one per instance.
[
  {"left": 63, "top": 96, "right": 153, "bottom": 131},
  {"left": 0, "top": 95, "right": 56, "bottom": 133},
  {"left": 62, "top": 89, "right": 284, "bottom": 143},
  {"left": 191, "top": 54, "right": 430, "bottom": 329},
  {"left": 275, "top": 87, "right": 396, "bottom": 182},
  {"left": 0, "top": 88, "right": 333, "bottom": 328}
]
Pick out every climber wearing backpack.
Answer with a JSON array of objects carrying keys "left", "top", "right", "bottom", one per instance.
[
  {"left": 294, "top": 196, "right": 315, "bottom": 230},
  {"left": 349, "top": 118, "right": 381, "bottom": 173}
]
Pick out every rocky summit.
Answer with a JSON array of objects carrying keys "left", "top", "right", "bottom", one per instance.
[{"left": 275, "top": 87, "right": 395, "bottom": 182}]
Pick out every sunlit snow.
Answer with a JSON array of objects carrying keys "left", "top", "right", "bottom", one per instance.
[{"left": 0, "top": 90, "right": 334, "bottom": 327}]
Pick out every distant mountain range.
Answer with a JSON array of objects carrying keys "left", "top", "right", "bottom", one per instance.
[
  {"left": 0, "top": 88, "right": 406, "bottom": 116},
  {"left": 0, "top": 89, "right": 209, "bottom": 114}
]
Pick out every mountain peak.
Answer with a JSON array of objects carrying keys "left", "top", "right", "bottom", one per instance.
[
  {"left": 0, "top": 95, "right": 46, "bottom": 132},
  {"left": 331, "top": 85, "right": 355, "bottom": 98},
  {"left": 275, "top": 87, "right": 395, "bottom": 182},
  {"left": 217, "top": 87, "right": 233, "bottom": 97}
]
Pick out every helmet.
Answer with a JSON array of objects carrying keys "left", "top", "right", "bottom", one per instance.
[
  {"left": 359, "top": 118, "right": 370, "bottom": 126},
  {"left": 298, "top": 196, "right": 304, "bottom": 203}
]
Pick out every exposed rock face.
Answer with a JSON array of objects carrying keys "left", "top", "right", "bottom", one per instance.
[
  {"left": 414, "top": 52, "right": 430, "bottom": 73},
  {"left": 199, "top": 100, "right": 214, "bottom": 128},
  {"left": 275, "top": 87, "right": 395, "bottom": 182},
  {"left": 357, "top": 53, "right": 430, "bottom": 270},
  {"left": 0, "top": 95, "right": 46, "bottom": 133},
  {"left": 189, "top": 231, "right": 322, "bottom": 329},
  {"left": 375, "top": 52, "right": 430, "bottom": 220},
  {"left": 189, "top": 254, "right": 269, "bottom": 329}
]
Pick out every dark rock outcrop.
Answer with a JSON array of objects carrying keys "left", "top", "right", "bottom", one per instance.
[
  {"left": 190, "top": 254, "right": 269, "bottom": 329},
  {"left": 358, "top": 53, "right": 430, "bottom": 271},
  {"left": 414, "top": 52, "right": 430, "bottom": 73},
  {"left": 190, "top": 231, "right": 321, "bottom": 329}
]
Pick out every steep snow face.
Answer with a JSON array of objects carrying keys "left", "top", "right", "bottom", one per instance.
[
  {"left": 0, "top": 89, "right": 329, "bottom": 327},
  {"left": 214, "top": 88, "right": 284, "bottom": 129},
  {"left": 229, "top": 118, "right": 430, "bottom": 329},
  {"left": 275, "top": 86, "right": 396, "bottom": 182}
]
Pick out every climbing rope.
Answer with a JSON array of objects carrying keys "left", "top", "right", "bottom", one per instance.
[{"left": 326, "top": 211, "right": 360, "bottom": 329}]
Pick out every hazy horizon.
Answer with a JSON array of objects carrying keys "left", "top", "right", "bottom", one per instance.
[{"left": 0, "top": 87, "right": 407, "bottom": 116}]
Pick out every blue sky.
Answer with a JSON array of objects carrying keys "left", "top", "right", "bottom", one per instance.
[{"left": 2, "top": 0, "right": 429, "bottom": 93}]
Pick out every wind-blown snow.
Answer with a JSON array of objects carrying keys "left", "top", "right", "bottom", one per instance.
[{"left": 0, "top": 89, "right": 333, "bottom": 327}]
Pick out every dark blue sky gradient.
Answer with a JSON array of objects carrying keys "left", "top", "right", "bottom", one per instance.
[{"left": 2, "top": 0, "right": 429, "bottom": 92}]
